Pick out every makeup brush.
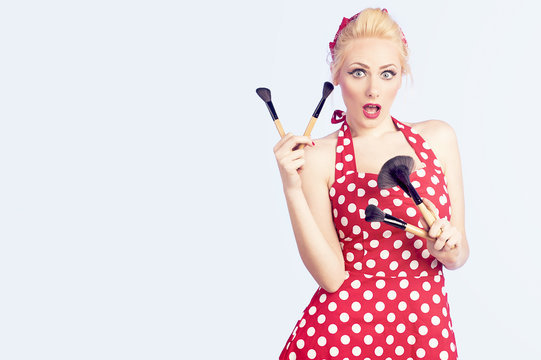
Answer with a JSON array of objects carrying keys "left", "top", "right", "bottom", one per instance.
[
  {"left": 365, "top": 205, "right": 457, "bottom": 249},
  {"left": 298, "top": 82, "right": 334, "bottom": 149},
  {"left": 377, "top": 155, "right": 438, "bottom": 227},
  {"left": 365, "top": 204, "right": 432, "bottom": 241},
  {"left": 256, "top": 87, "right": 286, "bottom": 138}
]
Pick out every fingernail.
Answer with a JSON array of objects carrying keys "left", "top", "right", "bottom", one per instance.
[{"left": 312, "top": 141, "right": 315, "bottom": 146}]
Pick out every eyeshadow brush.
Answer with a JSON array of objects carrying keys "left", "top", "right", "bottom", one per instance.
[{"left": 256, "top": 87, "right": 286, "bottom": 138}]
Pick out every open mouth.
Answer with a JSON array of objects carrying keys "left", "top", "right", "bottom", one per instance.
[{"left": 362, "top": 103, "right": 381, "bottom": 118}]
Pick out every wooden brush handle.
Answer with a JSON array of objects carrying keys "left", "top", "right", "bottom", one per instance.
[
  {"left": 417, "top": 202, "right": 437, "bottom": 225},
  {"left": 404, "top": 224, "right": 457, "bottom": 249},
  {"left": 274, "top": 119, "right": 286, "bottom": 138},
  {"left": 298, "top": 116, "right": 318, "bottom": 150}
]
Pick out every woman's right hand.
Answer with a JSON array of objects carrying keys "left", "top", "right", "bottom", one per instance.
[{"left": 273, "top": 133, "right": 314, "bottom": 192}]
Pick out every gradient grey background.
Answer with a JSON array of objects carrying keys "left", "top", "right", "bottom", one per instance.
[{"left": 1, "top": 0, "right": 540, "bottom": 359}]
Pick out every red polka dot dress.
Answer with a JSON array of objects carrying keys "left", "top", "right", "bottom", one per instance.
[{"left": 279, "top": 117, "right": 458, "bottom": 360}]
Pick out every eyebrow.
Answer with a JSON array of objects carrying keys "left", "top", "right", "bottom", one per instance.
[{"left": 350, "top": 62, "right": 397, "bottom": 69}]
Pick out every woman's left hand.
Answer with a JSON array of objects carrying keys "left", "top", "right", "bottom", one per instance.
[{"left": 420, "top": 198, "right": 462, "bottom": 254}]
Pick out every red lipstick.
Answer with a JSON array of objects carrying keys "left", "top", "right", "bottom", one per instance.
[{"left": 363, "top": 103, "right": 381, "bottom": 119}]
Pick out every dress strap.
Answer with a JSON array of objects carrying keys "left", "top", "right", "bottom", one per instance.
[
  {"left": 334, "top": 119, "right": 357, "bottom": 182},
  {"left": 391, "top": 117, "right": 444, "bottom": 173}
]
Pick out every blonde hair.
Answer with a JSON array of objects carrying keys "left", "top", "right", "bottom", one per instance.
[{"left": 330, "top": 8, "right": 410, "bottom": 84}]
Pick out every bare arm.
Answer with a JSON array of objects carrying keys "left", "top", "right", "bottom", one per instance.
[
  {"left": 416, "top": 120, "right": 470, "bottom": 269},
  {"left": 274, "top": 134, "right": 346, "bottom": 292}
]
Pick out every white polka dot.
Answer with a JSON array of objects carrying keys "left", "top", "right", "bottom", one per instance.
[
  {"left": 333, "top": 209, "right": 338, "bottom": 218},
  {"left": 307, "top": 327, "right": 315, "bottom": 336},
  {"left": 364, "top": 312, "right": 373, "bottom": 322},
  {"left": 317, "top": 314, "right": 326, "bottom": 323},
  {"left": 409, "top": 313, "right": 418, "bottom": 323},
  {"left": 375, "top": 323, "right": 384, "bottom": 334},
  {"left": 336, "top": 175, "right": 345, "bottom": 183},
  {"left": 382, "top": 230, "right": 392, "bottom": 239},
  {"left": 389, "top": 261, "right": 399, "bottom": 271},
  {"left": 412, "top": 180, "right": 421, "bottom": 188},
  {"left": 317, "top": 336, "right": 327, "bottom": 346},
  {"left": 433, "top": 294, "right": 441, "bottom": 304},
  {"left": 338, "top": 130, "right": 344, "bottom": 137},
  {"left": 410, "top": 260, "right": 419, "bottom": 270},
  {"left": 296, "top": 339, "right": 305, "bottom": 349},
  {"left": 299, "top": 319, "right": 306, "bottom": 327},
  {"left": 422, "top": 249, "right": 431, "bottom": 259},
  {"left": 442, "top": 307, "right": 448, "bottom": 317},
  {"left": 434, "top": 159, "right": 441, "bottom": 168},
  {"left": 376, "top": 302, "right": 385, "bottom": 311},
  {"left": 328, "top": 302, "right": 337, "bottom": 312},
  {"left": 354, "top": 262, "right": 362, "bottom": 270},
  {"left": 346, "top": 252, "right": 354, "bottom": 262},
  {"left": 328, "top": 323, "right": 338, "bottom": 334},
  {"left": 366, "top": 259, "right": 376, "bottom": 268},
  {"left": 408, "top": 136, "right": 417, "bottom": 143},
  {"left": 387, "top": 312, "right": 396, "bottom": 322},
  {"left": 351, "top": 280, "right": 361, "bottom": 289},
  {"left": 417, "top": 168, "right": 426, "bottom": 177},
  {"left": 371, "top": 222, "right": 381, "bottom": 230},
  {"left": 380, "top": 189, "right": 390, "bottom": 197},
  {"left": 432, "top": 316, "right": 441, "bottom": 326},
  {"left": 387, "top": 290, "right": 397, "bottom": 301},
  {"left": 329, "top": 187, "right": 336, "bottom": 197},
  {"left": 375, "top": 346, "right": 384, "bottom": 356},
  {"left": 398, "top": 301, "right": 407, "bottom": 311},
  {"left": 308, "top": 306, "right": 317, "bottom": 315},
  {"left": 376, "top": 279, "right": 386, "bottom": 289},
  {"left": 395, "top": 346, "right": 404, "bottom": 356},
  {"left": 351, "top": 323, "right": 361, "bottom": 333},
  {"left": 340, "top": 313, "right": 349, "bottom": 322},
  {"left": 417, "top": 348, "right": 426, "bottom": 358},
  {"left": 289, "top": 352, "right": 296, "bottom": 360},
  {"left": 336, "top": 145, "right": 344, "bottom": 153},
  {"left": 406, "top": 231, "right": 414, "bottom": 239},
  {"left": 431, "top": 259, "right": 439, "bottom": 268},
  {"left": 386, "top": 334, "right": 394, "bottom": 345},
  {"left": 368, "top": 179, "right": 378, "bottom": 188},
  {"left": 442, "top": 328, "right": 449, "bottom": 338},
  {"left": 429, "top": 338, "right": 439, "bottom": 348},
  {"left": 347, "top": 203, "right": 356, "bottom": 213},
  {"left": 439, "top": 194, "right": 447, "bottom": 205},
  {"left": 435, "top": 275, "right": 441, "bottom": 283},
  {"left": 329, "top": 346, "right": 339, "bottom": 357},
  {"left": 402, "top": 250, "right": 411, "bottom": 260},
  {"left": 380, "top": 250, "right": 390, "bottom": 259},
  {"left": 351, "top": 302, "right": 361, "bottom": 311},
  {"left": 369, "top": 239, "right": 379, "bottom": 248},
  {"left": 421, "top": 303, "right": 430, "bottom": 313},
  {"left": 414, "top": 239, "right": 424, "bottom": 249},
  {"left": 359, "top": 209, "right": 366, "bottom": 219},
  {"left": 364, "top": 335, "right": 373, "bottom": 345},
  {"left": 400, "top": 279, "right": 409, "bottom": 289},
  {"left": 357, "top": 188, "right": 365, "bottom": 197},
  {"left": 339, "top": 290, "right": 349, "bottom": 300},
  {"left": 363, "top": 290, "right": 373, "bottom": 300},
  {"left": 345, "top": 154, "right": 353, "bottom": 162},
  {"left": 351, "top": 225, "right": 361, "bottom": 235},
  {"left": 335, "top": 162, "right": 344, "bottom": 171},
  {"left": 341, "top": 217, "right": 348, "bottom": 226},
  {"left": 393, "top": 198, "right": 403, "bottom": 206},
  {"left": 358, "top": 172, "right": 365, "bottom": 178},
  {"left": 421, "top": 152, "right": 428, "bottom": 160},
  {"left": 343, "top": 136, "right": 350, "bottom": 144},
  {"left": 427, "top": 186, "right": 435, "bottom": 196},
  {"left": 396, "top": 323, "right": 406, "bottom": 333},
  {"left": 352, "top": 346, "right": 361, "bottom": 356},
  {"left": 368, "top": 197, "right": 379, "bottom": 206},
  {"left": 394, "top": 240, "right": 403, "bottom": 249},
  {"left": 338, "top": 195, "right": 345, "bottom": 204},
  {"left": 422, "top": 282, "right": 431, "bottom": 291},
  {"left": 319, "top": 294, "right": 327, "bottom": 303},
  {"left": 431, "top": 175, "right": 439, "bottom": 185},
  {"left": 341, "top": 334, "right": 350, "bottom": 344},
  {"left": 440, "top": 351, "right": 449, "bottom": 360},
  {"left": 354, "top": 243, "right": 363, "bottom": 250},
  {"left": 406, "top": 207, "right": 417, "bottom": 217},
  {"left": 347, "top": 183, "right": 356, "bottom": 192},
  {"left": 408, "top": 335, "right": 416, "bottom": 345},
  {"left": 419, "top": 325, "right": 428, "bottom": 336}
]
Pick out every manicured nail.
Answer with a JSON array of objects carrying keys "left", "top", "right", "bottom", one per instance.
[{"left": 312, "top": 141, "right": 315, "bottom": 146}]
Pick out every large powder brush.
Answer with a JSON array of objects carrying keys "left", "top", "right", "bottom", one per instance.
[
  {"left": 377, "top": 155, "right": 438, "bottom": 227},
  {"left": 256, "top": 87, "right": 286, "bottom": 138}
]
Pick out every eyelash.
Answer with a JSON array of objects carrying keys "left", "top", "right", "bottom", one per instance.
[{"left": 347, "top": 69, "right": 397, "bottom": 79}]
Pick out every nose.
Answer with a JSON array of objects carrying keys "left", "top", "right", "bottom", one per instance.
[{"left": 365, "top": 78, "right": 380, "bottom": 98}]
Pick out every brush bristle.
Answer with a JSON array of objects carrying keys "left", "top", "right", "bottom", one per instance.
[
  {"left": 365, "top": 205, "right": 385, "bottom": 222},
  {"left": 377, "top": 155, "right": 415, "bottom": 190},
  {"left": 322, "top": 82, "right": 334, "bottom": 99},
  {"left": 256, "top": 87, "right": 271, "bottom": 102}
]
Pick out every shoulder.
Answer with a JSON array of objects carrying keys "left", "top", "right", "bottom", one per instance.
[{"left": 409, "top": 120, "right": 459, "bottom": 173}]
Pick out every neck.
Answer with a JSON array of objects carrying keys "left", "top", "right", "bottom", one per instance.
[{"left": 346, "top": 113, "right": 397, "bottom": 138}]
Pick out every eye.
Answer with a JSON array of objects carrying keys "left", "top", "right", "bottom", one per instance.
[
  {"left": 347, "top": 69, "right": 366, "bottom": 78},
  {"left": 381, "top": 70, "right": 397, "bottom": 80}
]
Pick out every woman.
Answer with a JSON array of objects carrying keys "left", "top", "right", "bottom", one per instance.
[{"left": 275, "top": 8, "right": 469, "bottom": 360}]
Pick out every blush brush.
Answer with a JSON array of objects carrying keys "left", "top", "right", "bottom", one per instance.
[
  {"left": 377, "top": 155, "right": 439, "bottom": 228},
  {"left": 365, "top": 204, "right": 432, "bottom": 241},
  {"left": 256, "top": 87, "right": 286, "bottom": 138},
  {"left": 298, "top": 82, "right": 334, "bottom": 149}
]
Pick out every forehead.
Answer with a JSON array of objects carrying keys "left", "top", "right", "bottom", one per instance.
[{"left": 342, "top": 38, "right": 401, "bottom": 67}]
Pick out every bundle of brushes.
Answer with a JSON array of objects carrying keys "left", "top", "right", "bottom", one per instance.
[{"left": 255, "top": 82, "right": 334, "bottom": 143}]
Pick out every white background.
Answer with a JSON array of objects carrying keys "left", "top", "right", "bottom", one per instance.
[{"left": 1, "top": 0, "right": 540, "bottom": 359}]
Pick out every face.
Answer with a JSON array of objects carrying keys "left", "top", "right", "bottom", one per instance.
[{"left": 335, "top": 37, "right": 403, "bottom": 124}]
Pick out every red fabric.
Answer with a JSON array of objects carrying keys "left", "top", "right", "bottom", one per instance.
[{"left": 279, "top": 117, "right": 458, "bottom": 360}]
